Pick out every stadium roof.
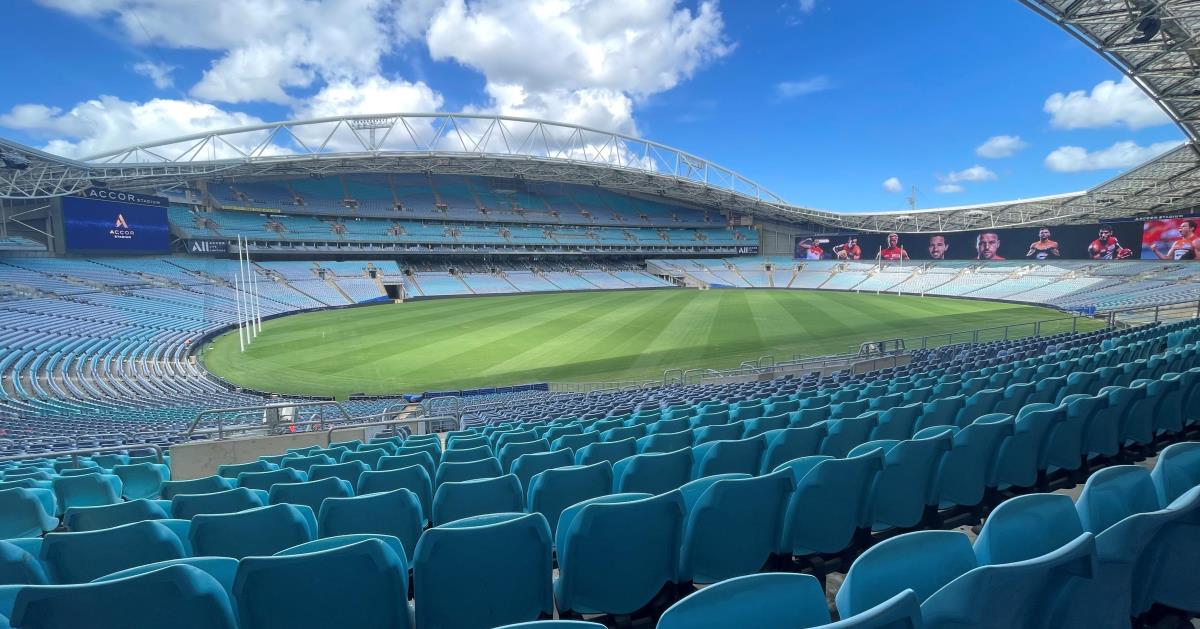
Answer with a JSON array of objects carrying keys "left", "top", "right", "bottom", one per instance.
[{"left": 2, "top": 1, "right": 1200, "bottom": 233}]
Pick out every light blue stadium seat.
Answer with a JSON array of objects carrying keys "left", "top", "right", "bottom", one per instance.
[
  {"left": 1151, "top": 441, "right": 1200, "bottom": 505},
  {"left": 268, "top": 477, "right": 353, "bottom": 515},
  {"left": 11, "top": 563, "right": 237, "bottom": 629},
  {"left": 691, "top": 410, "right": 730, "bottom": 429},
  {"left": 340, "top": 449, "right": 386, "bottom": 469},
  {"left": 191, "top": 503, "right": 315, "bottom": 559},
  {"left": 88, "top": 454, "right": 129, "bottom": 471},
  {"left": 236, "top": 467, "right": 306, "bottom": 491},
  {"left": 58, "top": 467, "right": 101, "bottom": 477},
  {"left": 64, "top": 498, "right": 167, "bottom": 532},
  {"left": 820, "top": 415, "right": 877, "bottom": 458},
  {"left": 916, "top": 414, "right": 1013, "bottom": 510},
  {"left": 849, "top": 432, "right": 951, "bottom": 531},
  {"left": 92, "top": 557, "right": 238, "bottom": 617},
  {"left": 441, "top": 445, "right": 494, "bottom": 464},
  {"left": 51, "top": 473, "right": 122, "bottom": 513},
  {"left": 956, "top": 389, "right": 1004, "bottom": 427},
  {"left": 415, "top": 512, "right": 553, "bottom": 629},
  {"left": 778, "top": 450, "right": 883, "bottom": 557},
  {"left": 995, "top": 381, "right": 1035, "bottom": 415},
  {"left": 216, "top": 460, "right": 275, "bottom": 479},
  {"left": 693, "top": 423, "right": 742, "bottom": 445},
  {"left": 159, "top": 475, "right": 233, "bottom": 501},
  {"left": 741, "top": 414, "right": 789, "bottom": 438},
  {"left": 111, "top": 462, "right": 171, "bottom": 500},
  {"left": 447, "top": 436, "right": 490, "bottom": 451},
  {"left": 677, "top": 470, "right": 793, "bottom": 584},
  {"left": 613, "top": 448, "right": 691, "bottom": 495},
  {"left": 555, "top": 492, "right": 685, "bottom": 617},
  {"left": 433, "top": 474, "right": 523, "bottom": 526},
  {"left": 171, "top": 487, "right": 268, "bottom": 519},
  {"left": 759, "top": 425, "right": 827, "bottom": 475},
  {"left": 234, "top": 536, "right": 412, "bottom": 629},
  {"left": 281, "top": 454, "right": 335, "bottom": 474},
  {"left": 307, "top": 461, "right": 369, "bottom": 488},
  {"left": 575, "top": 438, "right": 637, "bottom": 467},
  {"left": 378, "top": 451, "right": 436, "bottom": 480},
  {"left": 0, "top": 488, "right": 58, "bottom": 538},
  {"left": 493, "top": 622, "right": 605, "bottom": 629},
  {"left": 435, "top": 457, "right": 503, "bottom": 488},
  {"left": 511, "top": 449, "right": 574, "bottom": 494},
  {"left": 691, "top": 435, "right": 766, "bottom": 479},
  {"left": 600, "top": 425, "right": 645, "bottom": 444},
  {"left": 551, "top": 432, "right": 601, "bottom": 452},
  {"left": 990, "top": 403, "right": 1061, "bottom": 490},
  {"left": 358, "top": 465, "right": 432, "bottom": 520},
  {"left": 0, "top": 539, "right": 48, "bottom": 586},
  {"left": 637, "top": 429, "right": 693, "bottom": 454},
  {"left": 495, "top": 429, "right": 540, "bottom": 451},
  {"left": 647, "top": 418, "right": 690, "bottom": 436},
  {"left": 310, "top": 447, "right": 350, "bottom": 463},
  {"left": 915, "top": 395, "right": 964, "bottom": 433},
  {"left": 527, "top": 462, "right": 613, "bottom": 536},
  {"left": 659, "top": 573, "right": 834, "bottom": 629},
  {"left": 870, "top": 403, "right": 921, "bottom": 440},
  {"left": 42, "top": 520, "right": 186, "bottom": 584},
  {"left": 318, "top": 489, "right": 423, "bottom": 564}
]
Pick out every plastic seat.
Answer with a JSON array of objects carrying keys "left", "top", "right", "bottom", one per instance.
[
  {"left": 0, "top": 488, "right": 59, "bottom": 538},
  {"left": 613, "top": 448, "right": 692, "bottom": 495},
  {"left": 574, "top": 438, "right": 637, "bottom": 467},
  {"left": 281, "top": 454, "right": 336, "bottom": 474},
  {"left": 172, "top": 487, "right": 268, "bottom": 519},
  {"left": 234, "top": 536, "right": 411, "bottom": 629},
  {"left": 551, "top": 432, "right": 600, "bottom": 453},
  {"left": 42, "top": 520, "right": 186, "bottom": 583},
  {"left": 63, "top": 498, "right": 167, "bottom": 532},
  {"left": 358, "top": 466, "right": 433, "bottom": 526},
  {"left": 495, "top": 429, "right": 540, "bottom": 451},
  {"left": 236, "top": 467, "right": 306, "bottom": 491},
  {"left": 307, "top": 461, "right": 369, "bottom": 488},
  {"left": 955, "top": 389, "right": 1004, "bottom": 427},
  {"left": 677, "top": 471, "right": 793, "bottom": 584},
  {"left": 216, "top": 460, "right": 275, "bottom": 479},
  {"left": 915, "top": 395, "right": 964, "bottom": 433},
  {"left": 310, "top": 447, "right": 350, "bottom": 462},
  {"left": 318, "top": 489, "right": 423, "bottom": 564},
  {"left": 499, "top": 440, "right": 551, "bottom": 473},
  {"left": 511, "top": 449, "right": 574, "bottom": 494},
  {"left": 415, "top": 512, "right": 552, "bottom": 629},
  {"left": 554, "top": 492, "right": 685, "bottom": 617},
  {"left": 990, "top": 404, "right": 1061, "bottom": 490},
  {"left": 647, "top": 418, "right": 690, "bottom": 435},
  {"left": 268, "top": 477, "right": 353, "bottom": 515},
  {"left": 600, "top": 425, "right": 645, "bottom": 444},
  {"left": 11, "top": 563, "right": 237, "bottom": 629},
  {"left": 693, "top": 423, "right": 741, "bottom": 445},
  {"left": 792, "top": 404, "right": 831, "bottom": 428},
  {"left": 741, "top": 414, "right": 789, "bottom": 438},
  {"left": 51, "top": 473, "right": 122, "bottom": 513},
  {"left": 435, "top": 457, "right": 503, "bottom": 489},
  {"left": 340, "top": 449, "right": 385, "bottom": 470},
  {"left": 778, "top": 450, "right": 883, "bottom": 557},
  {"left": 159, "top": 475, "right": 233, "bottom": 501},
  {"left": 0, "top": 538, "right": 47, "bottom": 586},
  {"left": 1151, "top": 441, "right": 1200, "bottom": 505},
  {"left": 378, "top": 451, "right": 436, "bottom": 480},
  {"left": 759, "top": 425, "right": 827, "bottom": 475},
  {"left": 636, "top": 429, "right": 693, "bottom": 454},
  {"left": 820, "top": 414, "right": 877, "bottom": 458},
  {"left": 433, "top": 474, "right": 523, "bottom": 526},
  {"left": 110, "top": 462, "right": 171, "bottom": 500},
  {"left": 493, "top": 622, "right": 605, "bottom": 629},
  {"left": 916, "top": 414, "right": 1013, "bottom": 509},
  {"left": 849, "top": 432, "right": 951, "bottom": 531},
  {"left": 1030, "top": 375, "right": 1068, "bottom": 405},
  {"left": 441, "top": 445, "right": 494, "bottom": 464},
  {"left": 995, "top": 382, "right": 1035, "bottom": 415},
  {"left": 528, "top": 463, "right": 613, "bottom": 537},
  {"left": 832, "top": 399, "right": 870, "bottom": 419},
  {"left": 690, "top": 435, "right": 766, "bottom": 479},
  {"left": 447, "top": 434, "right": 489, "bottom": 450},
  {"left": 191, "top": 504, "right": 315, "bottom": 559},
  {"left": 659, "top": 573, "right": 833, "bottom": 629},
  {"left": 870, "top": 403, "right": 921, "bottom": 440}
]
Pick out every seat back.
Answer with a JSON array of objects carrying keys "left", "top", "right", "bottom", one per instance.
[
  {"left": 216, "top": 460, "right": 274, "bottom": 479},
  {"left": 659, "top": 573, "right": 830, "bottom": 629},
  {"left": 42, "top": 520, "right": 185, "bottom": 584},
  {"left": 441, "top": 445, "right": 493, "bottom": 464},
  {"left": 613, "top": 448, "right": 692, "bottom": 495},
  {"left": 434, "top": 457, "right": 503, "bottom": 488},
  {"left": 691, "top": 435, "right": 766, "bottom": 479},
  {"left": 780, "top": 450, "right": 883, "bottom": 556},
  {"left": 1151, "top": 441, "right": 1200, "bottom": 505},
  {"left": 191, "top": 504, "right": 315, "bottom": 559},
  {"left": 851, "top": 431, "right": 951, "bottom": 530},
  {"left": 236, "top": 467, "right": 305, "bottom": 492},
  {"left": 511, "top": 449, "right": 574, "bottom": 494},
  {"left": 171, "top": 487, "right": 266, "bottom": 520},
  {"left": 837, "top": 530, "right": 977, "bottom": 617},
  {"left": 575, "top": 437, "right": 637, "bottom": 467},
  {"left": 267, "top": 477, "right": 353, "bottom": 515},
  {"left": 357, "top": 466, "right": 433, "bottom": 524},
  {"left": 759, "top": 425, "right": 827, "bottom": 474},
  {"left": 63, "top": 499, "right": 167, "bottom": 533},
  {"left": 499, "top": 439, "right": 551, "bottom": 473},
  {"left": 0, "top": 487, "right": 59, "bottom": 538},
  {"left": 678, "top": 470, "right": 794, "bottom": 584},
  {"left": 432, "top": 474, "right": 523, "bottom": 526},
  {"left": 922, "top": 415, "right": 1013, "bottom": 509},
  {"left": 307, "top": 461, "right": 369, "bottom": 488},
  {"left": 871, "top": 403, "right": 921, "bottom": 440},
  {"left": 317, "top": 489, "right": 423, "bottom": 563},
  {"left": 637, "top": 429, "right": 693, "bottom": 454}
]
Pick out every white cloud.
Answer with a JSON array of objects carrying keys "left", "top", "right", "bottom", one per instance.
[
  {"left": 942, "top": 165, "right": 997, "bottom": 183},
  {"left": 797, "top": 0, "right": 817, "bottom": 11},
  {"left": 1044, "top": 77, "right": 1171, "bottom": 130},
  {"left": 292, "top": 76, "right": 444, "bottom": 119},
  {"left": 935, "top": 183, "right": 964, "bottom": 194},
  {"left": 1044, "top": 139, "right": 1184, "bottom": 173},
  {"left": 975, "top": 134, "right": 1027, "bottom": 159},
  {"left": 774, "top": 76, "right": 831, "bottom": 100},
  {"left": 132, "top": 61, "right": 176, "bottom": 89},
  {"left": 0, "top": 96, "right": 265, "bottom": 158},
  {"left": 882, "top": 176, "right": 903, "bottom": 193}
]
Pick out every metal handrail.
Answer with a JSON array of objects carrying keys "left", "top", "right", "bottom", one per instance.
[
  {"left": 0, "top": 443, "right": 165, "bottom": 469},
  {"left": 183, "top": 400, "right": 354, "bottom": 439},
  {"left": 324, "top": 415, "right": 460, "bottom": 445}
]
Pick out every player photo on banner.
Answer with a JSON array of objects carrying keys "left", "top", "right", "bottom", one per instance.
[{"left": 1143, "top": 218, "right": 1200, "bottom": 261}]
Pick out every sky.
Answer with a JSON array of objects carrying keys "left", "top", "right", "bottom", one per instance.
[{"left": 0, "top": 0, "right": 1185, "bottom": 213}]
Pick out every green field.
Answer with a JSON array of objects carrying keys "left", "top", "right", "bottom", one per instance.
[{"left": 202, "top": 290, "right": 1101, "bottom": 397}]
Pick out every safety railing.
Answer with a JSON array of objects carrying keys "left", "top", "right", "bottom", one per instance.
[
  {"left": 0, "top": 443, "right": 166, "bottom": 469},
  {"left": 182, "top": 400, "right": 354, "bottom": 440}
]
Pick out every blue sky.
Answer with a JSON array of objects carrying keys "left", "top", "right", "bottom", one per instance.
[{"left": 0, "top": 0, "right": 1184, "bottom": 213}]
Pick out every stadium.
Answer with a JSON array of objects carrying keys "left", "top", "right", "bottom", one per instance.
[{"left": 0, "top": 1, "right": 1199, "bottom": 628}]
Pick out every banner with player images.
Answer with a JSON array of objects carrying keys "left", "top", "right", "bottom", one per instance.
[{"left": 795, "top": 221, "right": 1156, "bottom": 262}]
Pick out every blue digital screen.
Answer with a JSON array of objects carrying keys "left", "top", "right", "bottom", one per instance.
[{"left": 63, "top": 195, "right": 169, "bottom": 252}]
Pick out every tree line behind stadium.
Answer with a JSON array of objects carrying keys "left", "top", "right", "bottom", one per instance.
[{"left": 795, "top": 215, "right": 1200, "bottom": 262}]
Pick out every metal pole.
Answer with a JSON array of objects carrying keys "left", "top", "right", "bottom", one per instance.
[
  {"left": 250, "top": 246, "right": 263, "bottom": 333},
  {"left": 240, "top": 235, "right": 255, "bottom": 339},
  {"left": 234, "top": 266, "right": 245, "bottom": 352}
]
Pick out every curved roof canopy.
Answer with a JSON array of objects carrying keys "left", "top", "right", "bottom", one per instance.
[{"left": 1, "top": 1, "right": 1199, "bottom": 233}]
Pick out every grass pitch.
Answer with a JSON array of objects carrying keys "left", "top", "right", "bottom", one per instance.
[{"left": 203, "top": 289, "right": 1101, "bottom": 397}]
